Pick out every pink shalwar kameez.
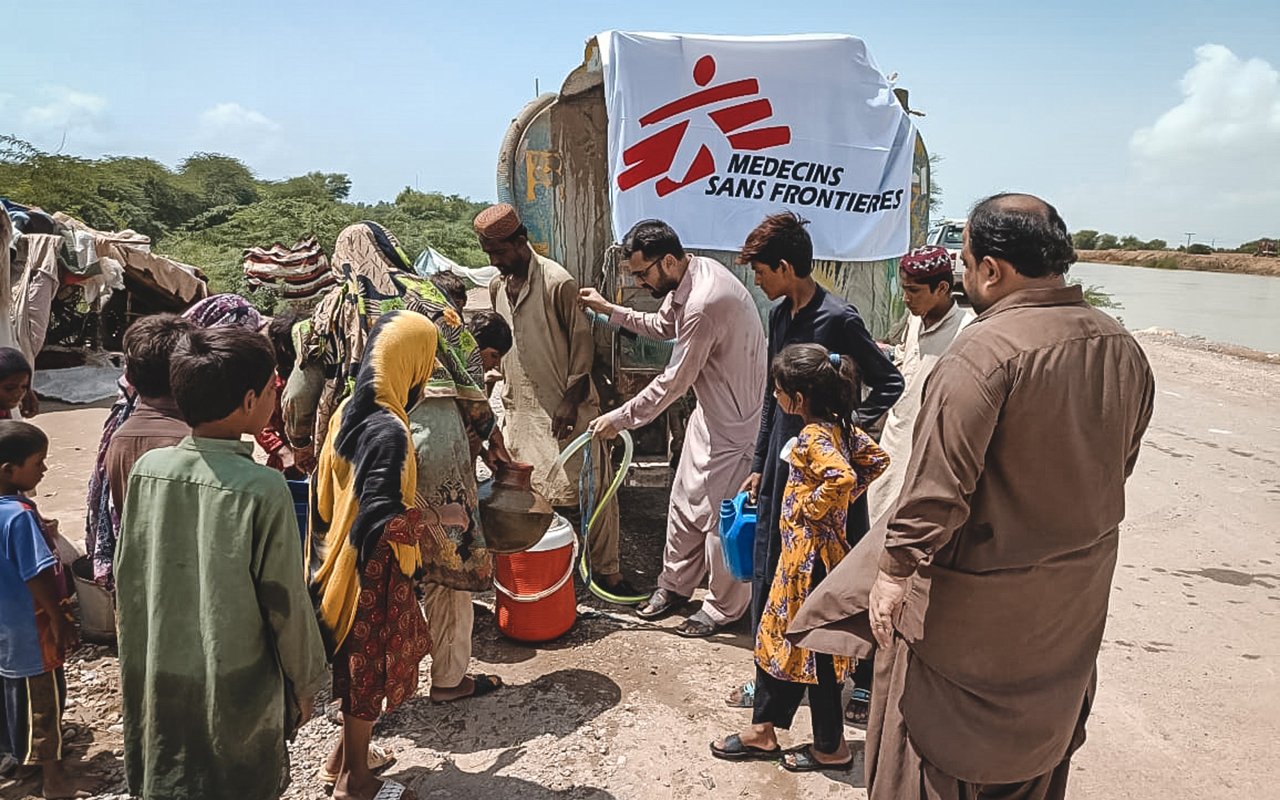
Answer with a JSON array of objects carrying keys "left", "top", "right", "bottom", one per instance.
[{"left": 600, "top": 257, "right": 766, "bottom": 623}]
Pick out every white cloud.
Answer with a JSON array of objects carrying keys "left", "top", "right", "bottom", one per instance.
[
  {"left": 198, "top": 102, "right": 281, "bottom": 138},
  {"left": 1131, "top": 44, "right": 1280, "bottom": 186},
  {"left": 1117, "top": 44, "right": 1280, "bottom": 243},
  {"left": 19, "top": 87, "right": 109, "bottom": 142},
  {"left": 194, "top": 102, "right": 283, "bottom": 166}
]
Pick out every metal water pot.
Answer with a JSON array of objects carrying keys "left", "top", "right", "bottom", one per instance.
[{"left": 479, "top": 461, "right": 554, "bottom": 554}]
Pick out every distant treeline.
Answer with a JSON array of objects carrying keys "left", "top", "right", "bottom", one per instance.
[
  {"left": 1072, "top": 229, "right": 1275, "bottom": 256},
  {"left": 0, "top": 135, "right": 491, "bottom": 310}
]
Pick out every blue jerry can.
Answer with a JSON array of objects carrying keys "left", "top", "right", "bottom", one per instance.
[{"left": 719, "top": 492, "right": 757, "bottom": 582}]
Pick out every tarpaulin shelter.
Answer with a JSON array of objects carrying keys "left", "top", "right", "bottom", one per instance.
[{"left": 2, "top": 198, "right": 209, "bottom": 362}]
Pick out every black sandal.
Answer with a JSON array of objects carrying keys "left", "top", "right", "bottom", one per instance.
[
  {"left": 782, "top": 744, "right": 854, "bottom": 773},
  {"left": 845, "top": 687, "right": 871, "bottom": 729},
  {"left": 430, "top": 674, "right": 503, "bottom": 704},
  {"left": 709, "top": 734, "right": 782, "bottom": 762}
]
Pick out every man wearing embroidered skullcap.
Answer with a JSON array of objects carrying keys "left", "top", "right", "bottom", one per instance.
[
  {"left": 474, "top": 204, "right": 638, "bottom": 601},
  {"left": 864, "top": 244, "right": 974, "bottom": 526}
]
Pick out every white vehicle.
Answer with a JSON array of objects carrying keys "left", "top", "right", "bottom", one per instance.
[{"left": 926, "top": 217, "right": 966, "bottom": 290}]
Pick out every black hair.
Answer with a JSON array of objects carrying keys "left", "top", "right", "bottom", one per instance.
[
  {"left": 772, "top": 343, "right": 859, "bottom": 435},
  {"left": 123, "top": 314, "right": 196, "bottom": 398},
  {"left": 169, "top": 327, "right": 276, "bottom": 426},
  {"left": 738, "top": 211, "right": 814, "bottom": 277},
  {"left": 0, "top": 420, "right": 48, "bottom": 465},
  {"left": 429, "top": 271, "right": 469, "bottom": 310},
  {"left": 267, "top": 310, "right": 299, "bottom": 380},
  {"left": 899, "top": 268, "right": 953, "bottom": 293},
  {"left": 506, "top": 224, "right": 529, "bottom": 243},
  {"left": 621, "top": 219, "right": 685, "bottom": 261},
  {"left": 967, "top": 193, "right": 1076, "bottom": 278},
  {"left": 468, "top": 310, "right": 513, "bottom": 355},
  {"left": 0, "top": 347, "right": 32, "bottom": 381}
]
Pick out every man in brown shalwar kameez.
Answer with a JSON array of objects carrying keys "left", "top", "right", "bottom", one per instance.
[{"left": 787, "top": 193, "right": 1155, "bottom": 799}]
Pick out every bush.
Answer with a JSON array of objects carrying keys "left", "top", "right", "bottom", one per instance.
[{"left": 1186, "top": 243, "right": 1214, "bottom": 255}]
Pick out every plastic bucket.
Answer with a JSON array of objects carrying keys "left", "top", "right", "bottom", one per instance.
[
  {"left": 71, "top": 556, "right": 116, "bottom": 644},
  {"left": 287, "top": 479, "right": 309, "bottom": 545},
  {"left": 494, "top": 515, "right": 578, "bottom": 642}
]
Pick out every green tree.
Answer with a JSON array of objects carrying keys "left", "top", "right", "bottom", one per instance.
[
  {"left": 177, "top": 153, "right": 259, "bottom": 208},
  {"left": 1143, "top": 238, "right": 1168, "bottom": 250},
  {"left": 1119, "top": 235, "right": 1142, "bottom": 249},
  {"left": 1186, "top": 243, "right": 1213, "bottom": 255},
  {"left": 263, "top": 172, "right": 352, "bottom": 202},
  {"left": 1096, "top": 233, "right": 1120, "bottom": 250},
  {"left": 1072, "top": 229, "right": 1099, "bottom": 250}
]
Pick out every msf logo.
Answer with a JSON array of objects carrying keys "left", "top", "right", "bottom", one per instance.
[{"left": 617, "top": 55, "right": 792, "bottom": 197}]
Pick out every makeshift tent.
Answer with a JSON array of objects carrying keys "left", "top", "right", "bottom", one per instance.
[{"left": 3, "top": 198, "right": 209, "bottom": 362}]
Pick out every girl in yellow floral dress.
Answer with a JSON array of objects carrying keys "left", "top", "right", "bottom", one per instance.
[{"left": 712, "top": 343, "right": 888, "bottom": 772}]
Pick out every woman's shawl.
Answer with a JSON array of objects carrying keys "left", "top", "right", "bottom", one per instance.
[{"left": 310, "top": 311, "right": 438, "bottom": 652}]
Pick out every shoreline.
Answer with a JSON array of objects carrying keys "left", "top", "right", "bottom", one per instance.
[
  {"left": 1132, "top": 327, "right": 1279, "bottom": 364},
  {"left": 1078, "top": 249, "right": 1280, "bottom": 278}
]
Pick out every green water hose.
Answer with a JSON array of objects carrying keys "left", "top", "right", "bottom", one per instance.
[{"left": 550, "top": 429, "right": 649, "bottom": 604}]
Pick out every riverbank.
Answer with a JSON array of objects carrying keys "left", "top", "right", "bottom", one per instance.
[{"left": 1079, "top": 249, "right": 1280, "bottom": 277}]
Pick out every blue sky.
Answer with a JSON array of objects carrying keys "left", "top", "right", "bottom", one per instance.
[{"left": 3, "top": 0, "right": 1277, "bottom": 245}]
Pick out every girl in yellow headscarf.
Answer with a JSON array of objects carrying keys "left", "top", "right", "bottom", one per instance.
[{"left": 310, "top": 310, "right": 456, "bottom": 800}]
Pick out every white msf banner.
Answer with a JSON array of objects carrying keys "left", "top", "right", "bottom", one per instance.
[{"left": 599, "top": 31, "right": 916, "bottom": 262}]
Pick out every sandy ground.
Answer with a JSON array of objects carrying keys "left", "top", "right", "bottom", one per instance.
[{"left": 4, "top": 329, "right": 1278, "bottom": 800}]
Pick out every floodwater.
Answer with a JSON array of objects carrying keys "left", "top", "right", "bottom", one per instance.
[{"left": 1070, "top": 261, "right": 1280, "bottom": 354}]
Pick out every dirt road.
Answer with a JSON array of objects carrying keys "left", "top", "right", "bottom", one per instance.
[{"left": 6, "top": 330, "right": 1278, "bottom": 799}]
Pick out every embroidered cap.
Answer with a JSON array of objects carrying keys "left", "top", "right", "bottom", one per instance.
[{"left": 900, "top": 245, "right": 953, "bottom": 279}]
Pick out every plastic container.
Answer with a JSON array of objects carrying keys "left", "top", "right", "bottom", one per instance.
[
  {"left": 287, "top": 479, "right": 309, "bottom": 545},
  {"left": 719, "top": 492, "right": 757, "bottom": 582},
  {"left": 71, "top": 556, "right": 116, "bottom": 644},
  {"left": 494, "top": 514, "right": 578, "bottom": 642}
]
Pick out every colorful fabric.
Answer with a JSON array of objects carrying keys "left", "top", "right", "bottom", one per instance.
[
  {"left": 331, "top": 536, "right": 431, "bottom": 721},
  {"left": 115, "top": 437, "right": 328, "bottom": 800},
  {"left": 899, "top": 245, "right": 953, "bottom": 279},
  {"left": 408, "top": 398, "right": 492, "bottom": 592},
  {"left": 472, "top": 203, "right": 522, "bottom": 241},
  {"left": 243, "top": 236, "right": 335, "bottom": 300},
  {"left": 84, "top": 380, "right": 133, "bottom": 587},
  {"left": 0, "top": 498, "right": 64, "bottom": 679},
  {"left": 755, "top": 423, "right": 886, "bottom": 684},
  {"left": 0, "top": 668, "right": 66, "bottom": 765},
  {"left": 181, "top": 293, "right": 265, "bottom": 330},
  {"left": 300, "top": 222, "right": 489, "bottom": 453},
  {"left": 311, "top": 311, "right": 439, "bottom": 654}
]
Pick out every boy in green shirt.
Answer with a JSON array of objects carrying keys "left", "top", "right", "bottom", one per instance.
[{"left": 115, "top": 326, "right": 328, "bottom": 800}]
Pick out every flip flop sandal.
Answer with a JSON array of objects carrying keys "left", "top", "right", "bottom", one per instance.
[
  {"left": 318, "top": 743, "right": 396, "bottom": 786},
  {"left": 636, "top": 588, "right": 688, "bottom": 619},
  {"left": 675, "top": 611, "right": 719, "bottom": 638},
  {"left": 709, "top": 733, "right": 782, "bottom": 762},
  {"left": 430, "top": 674, "right": 503, "bottom": 704},
  {"left": 782, "top": 744, "right": 854, "bottom": 773},
  {"left": 373, "top": 779, "right": 407, "bottom": 800},
  {"left": 725, "top": 680, "right": 756, "bottom": 708},
  {"left": 845, "top": 687, "right": 871, "bottom": 729}
]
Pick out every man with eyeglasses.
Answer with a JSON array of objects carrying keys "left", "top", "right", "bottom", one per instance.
[{"left": 580, "top": 219, "right": 767, "bottom": 637}]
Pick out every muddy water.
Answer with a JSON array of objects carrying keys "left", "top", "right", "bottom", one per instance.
[{"left": 1071, "top": 261, "right": 1280, "bottom": 353}]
